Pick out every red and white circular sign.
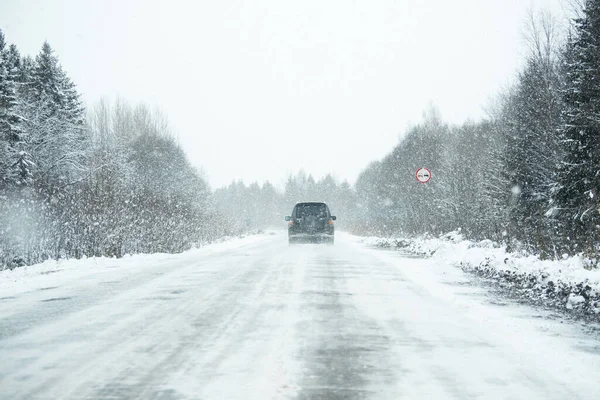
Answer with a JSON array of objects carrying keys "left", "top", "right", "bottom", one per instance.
[{"left": 416, "top": 167, "right": 431, "bottom": 183}]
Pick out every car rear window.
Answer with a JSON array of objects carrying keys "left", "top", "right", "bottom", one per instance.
[{"left": 296, "top": 203, "right": 328, "bottom": 218}]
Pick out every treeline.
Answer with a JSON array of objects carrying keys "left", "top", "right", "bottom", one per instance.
[
  {"left": 4, "top": 2, "right": 599, "bottom": 267},
  {"left": 0, "top": 30, "right": 226, "bottom": 269},
  {"left": 353, "top": 3, "right": 600, "bottom": 260},
  {"left": 214, "top": 172, "right": 355, "bottom": 234}
]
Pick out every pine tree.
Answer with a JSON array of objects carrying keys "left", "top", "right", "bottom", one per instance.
[
  {"left": 0, "top": 30, "right": 28, "bottom": 188},
  {"left": 31, "top": 42, "right": 63, "bottom": 114},
  {"left": 554, "top": 0, "right": 600, "bottom": 255},
  {"left": 23, "top": 41, "right": 88, "bottom": 190},
  {"left": 500, "top": 25, "right": 562, "bottom": 252},
  {"left": 28, "top": 41, "right": 84, "bottom": 133},
  {"left": 0, "top": 31, "right": 20, "bottom": 142},
  {"left": 58, "top": 68, "right": 85, "bottom": 124},
  {"left": 17, "top": 56, "right": 34, "bottom": 88}
]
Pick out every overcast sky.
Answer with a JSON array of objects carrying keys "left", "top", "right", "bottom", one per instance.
[{"left": 1, "top": 0, "right": 567, "bottom": 189}]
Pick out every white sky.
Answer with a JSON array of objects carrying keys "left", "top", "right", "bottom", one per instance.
[{"left": 0, "top": 0, "right": 568, "bottom": 189}]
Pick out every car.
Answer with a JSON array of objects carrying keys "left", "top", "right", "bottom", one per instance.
[{"left": 285, "top": 202, "right": 336, "bottom": 245}]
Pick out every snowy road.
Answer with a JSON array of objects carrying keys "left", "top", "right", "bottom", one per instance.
[{"left": 1, "top": 232, "right": 599, "bottom": 399}]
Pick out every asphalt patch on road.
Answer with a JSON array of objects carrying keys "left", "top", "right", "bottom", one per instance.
[
  {"left": 41, "top": 297, "right": 72, "bottom": 302},
  {"left": 296, "top": 265, "right": 397, "bottom": 399},
  {"left": 38, "top": 286, "right": 59, "bottom": 291}
]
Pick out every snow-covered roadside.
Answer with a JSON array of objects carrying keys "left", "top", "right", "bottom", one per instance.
[
  {"left": 357, "top": 231, "right": 600, "bottom": 320},
  {"left": 0, "top": 232, "right": 275, "bottom": 298}
]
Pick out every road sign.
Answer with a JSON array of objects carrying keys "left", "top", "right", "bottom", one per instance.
[{"left": 416, "top": 167, "right": 431, "bottom": 183}]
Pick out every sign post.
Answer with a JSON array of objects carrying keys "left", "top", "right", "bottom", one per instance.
[{"left": 416, "top": 167, "right": 431, "bottom": 183}]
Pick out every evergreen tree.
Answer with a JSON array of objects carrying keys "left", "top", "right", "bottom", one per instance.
[
  {"left": 554, "top": 0, "right": 600, "bottom": 255},
  {"left": 0, "top": 37, "right": 21, "bottom": 138},
  {"left": 499, "top": 14, "right": 563, "bottom": 252},
  {"left": 31, "top": 42, "right": 63, "bottom": 114},
  {"left": 0, "top": 30, "right": 27, "bottom": 188},
  {"left": 23, "top": 41, "right": 88, "bottom": 190},
  {"left": 261, "top": 180, "right": 281, "bottom": 226}
]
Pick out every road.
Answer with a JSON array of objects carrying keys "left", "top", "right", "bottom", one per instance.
[{"left": 0, "top": 232, "right": 599, "bottom": 399}]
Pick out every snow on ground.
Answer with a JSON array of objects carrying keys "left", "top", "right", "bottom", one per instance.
[
  {"left": 356, "top": 231, "right": 600, "bottom": 319},
  {"left": 0, "top": 232, "right": 273, "bottom": 299},
  {"left": 1, "top": 231, "right": 600, "bottom": 399}
]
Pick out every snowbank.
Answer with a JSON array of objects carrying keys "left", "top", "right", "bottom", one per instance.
[
  {"left": 360, "top": 232, "right": 600, "bottom": 319},
  {"left": 0, "top": 232, "right": 273, "bottom": 298}
]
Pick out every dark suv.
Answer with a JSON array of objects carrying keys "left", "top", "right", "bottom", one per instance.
[{"left": 285, "top": 202, "right": 336, "bottom": 244}]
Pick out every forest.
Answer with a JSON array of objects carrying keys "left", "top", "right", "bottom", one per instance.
[
  {"left": 343, "top": 3, "right": 600, "bottom": 261},
  {"left": 0, "top": 34, "right": 227, "bottom": 268},
  {"left": 2, "top": 1, "right": 600, "bottom": 268},
  {"left": 217, "top": 3, "right": 600, "bottom": 263}
]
